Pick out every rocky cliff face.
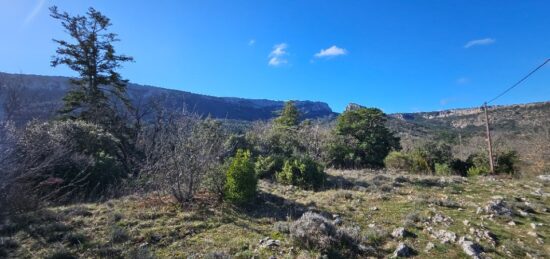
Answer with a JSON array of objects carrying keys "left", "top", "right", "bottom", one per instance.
[
  {"left": 387, "top": 101, "right": 550, "bottom": 174},
  {"left": 0, "top": 72, "right": 336, "bottom": 123}
]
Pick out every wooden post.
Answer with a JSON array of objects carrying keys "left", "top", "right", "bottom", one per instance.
[
  {"left": 483, "top": 102, "right": 495, "bottom": 174},
  {"left": 458, "top": 133, "right": 463, "bottom": 159}
]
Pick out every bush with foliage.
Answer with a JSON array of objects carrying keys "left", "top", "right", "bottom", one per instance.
[
  {"left": 408, "top": 151, "right": 432, "bottom": 174},
  {"left": 466, "top": 152, "right": 490, "bottom": 176},
  {"left": 224, "top": 149, "right": 257, "bottom": 204},
  {"left": 328, "top": 107, "right": 400, "bottom": 168},
  {"left": 274, "top": 101, "right": 300, "bottom": 128},
  {"left": 434, "top": 163, "right": 452, "bottom": 175},
  {"left": 13, "top": 120, "right": 125, "bottom": 202},
  {"left": 140, "top": 116, "right": 227, "bottom": 203},
  {"left": 496, "top": 150, "right": 519, "bottom": 175},
  {"left": 413, "top": 142, "right": 453, "bottom": 171},
  {"left": 384, "top": 151, "right": 412, "bottom": 171},
  {"left": 448, "top": 158, "right": 471, "bottom": 176},
  {"left": 254, "top": 155, "right": 284, "bottom": 179},
  {"left": 276, "top": 156, "right": 325, "bottom": 190}
]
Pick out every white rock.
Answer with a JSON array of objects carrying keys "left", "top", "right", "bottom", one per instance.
[
  {"left": 527, "top": 231, "right": 538, "bottom": 237},
  {"left": 424, "top": 242, "right": 435, "bottom": 252},
  {"left": 518, "top": 209, "right": 528, "bottom": 217},
  {"left": 391, "top": 227, "right": 406, "bottom": 239},
  {"left": 392, "top": 243, "right": 414, "bottom": 258},
  {"left": 458, "top": 237, "right": 483, "bottom": 259}
]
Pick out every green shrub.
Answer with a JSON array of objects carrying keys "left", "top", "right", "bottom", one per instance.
[
  {"left": 224, "top": 149, "right": 257, "bottom": 204},
  {"left": 434, "top": 163, "right": 452, "bottom": 176},
  {"left": 413, "top": 142, "right": 453, "bottom": 171},
  {"left": 384, "top": 151, "right": 412, "bottom": 171},
  {"left": 496, "top": 150, "right": 519, "bottom": 175},
  {"left": 409, "top": 151, "right": 431, "bottom": 174},
  {"left": 254, "top": 155, "right": 284, "bottom": 179},
  {"left": 328, "top": 107, "right": 400, "bottom": 169},
  {"left": 449, "top": 158, "right": 471, "bottom": 176},
  {"left": 467, "top": 166, "right": 486, "bottom": 177},
  {"left": 466, "top": 152, "right": 490, "bottom": 176},
  {"left": 15, "top": 120, "right": 126, "bottom": 202},
  {"left": 110, "top": 226, "right": 130, "bottom": 243},
  {"left": 276, "top": 156, "right": 325, "bottom": 190}
]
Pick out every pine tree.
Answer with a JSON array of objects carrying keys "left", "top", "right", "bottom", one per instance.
[
  {"left": 50, "top": 6, "right": 134, "bottom": 125},
  {"left": 274, "top": 101, "right": 300, "bottom": 128},
  {"left": 50, "top": 6, "right": 138, "bottom": 176}
]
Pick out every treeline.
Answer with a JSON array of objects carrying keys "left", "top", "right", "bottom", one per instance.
[{"left": 0, "top": 6, "right": 519, "bottom": 217}]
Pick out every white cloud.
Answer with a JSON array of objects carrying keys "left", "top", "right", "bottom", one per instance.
[
  {"left": 268, "top": 43, "right": 288, "bottom": 66},
  {"left": 248, "top": 39, "right": 255, "bottom": 46},
  {"left": 23, "top": 0, "right": 46, "bottom": 27},
  {"left": 314, "top": 45, "right": 348, "bottom": 58},
  {"left": 464, "top": 38, "right": 495, "bottom": 48}
]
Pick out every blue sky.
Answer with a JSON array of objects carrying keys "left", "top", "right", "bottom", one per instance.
[{"left": 1, "top": 0, "right": 549, "bottom": 113}]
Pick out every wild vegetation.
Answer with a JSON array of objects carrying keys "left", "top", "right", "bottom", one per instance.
[{"left": 0, "top": 6, "right": 548, "bottom": 259}]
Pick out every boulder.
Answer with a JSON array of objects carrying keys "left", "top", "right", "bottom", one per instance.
[
  {"left": 484, "top": 199, "right": 513, "bottom": 217},
  {"left": 537, "top": 175, "right": 550, "bottom": 182},
  {"left": 392, "top": 243, "right": 414, "bottom": 258},
  {"left": 458, "top": 237, "right": 483, "bottom": 259},
  {"left": 391, "top": 227, "right": 406, "bottom": 239}
]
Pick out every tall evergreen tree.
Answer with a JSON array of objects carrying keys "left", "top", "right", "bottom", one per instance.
[
  {"left": 274, "top": 101, "right": 300, "bottom": 128},
  {"left": 50, "top": 6, "right": 138, "bottom": 175},
  {"left": 50, "top": 6, "right": 134, "bottom": 125}
]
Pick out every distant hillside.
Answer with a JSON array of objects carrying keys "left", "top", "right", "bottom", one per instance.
[
  {"left": 0, "top": 72, "right": 336, "bottom": 124},
  {"left": 387, "top": 102, "right": 550, "bottom": 174},
  {"left": 1, "top": 71, "right": 548, "bottom": 173}
]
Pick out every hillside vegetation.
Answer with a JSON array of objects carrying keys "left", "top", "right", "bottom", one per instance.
[
  {"left": 1, "top": 171, "right": 548, "bottom": 258},
  {"left": 1, "top": 6, "right": 549, "bottom": 259}
]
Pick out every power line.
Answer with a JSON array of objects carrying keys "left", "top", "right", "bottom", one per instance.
[{"left": 486, "top": 58, "right": 550, "bottom": 104}]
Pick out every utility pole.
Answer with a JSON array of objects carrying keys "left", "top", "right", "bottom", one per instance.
[
  {"left": 458, "top": 133, "right": 463, "bottom": 159},
  {"left": 483, "top": 102, "right": 495, "bottom": 174}
]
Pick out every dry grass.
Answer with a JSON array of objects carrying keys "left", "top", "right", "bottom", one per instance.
[{"left": 0, "top": 170, "right": 548, "bottom": 258}]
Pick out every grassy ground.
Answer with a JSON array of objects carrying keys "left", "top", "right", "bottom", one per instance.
[{"left": 1, "top": 170, "right": 548, "bottom": 258}]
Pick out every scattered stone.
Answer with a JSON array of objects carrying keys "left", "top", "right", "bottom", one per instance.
[
  {"left": 530, "top": 223, "right": 542, "bottom": 229},
  {"left": 424, "top": 242, "right": 435, "bottom": 252},
  {"left": 476, "top": 207, "right": 483, "bottom": 215},
  {"left": 531, "top": 188, "right": 543, "bottom": 197},
  {"left": 369, "top": 207, "right": 379, "bottom": 211},
  {"left": 507, "top": 221, "right": 516, "bottom": 226},
  {"left": 537, "top": 175, "right": 550, "bottom": 182},
  {"left": 527, "top": 231, "right": 538, "bottom": 237},
  {"left": 518, "top": 209, "right": 529, "bottom": 217},
  {"left": 392, "top": 243, "right": 414, "bottom": 258},
  {"left": 427, "top": 228, "right": 457, "bottom": 244},
  {"left": 333, "top": 218, "right": 343, "bottom": 226},
  {"left": 391, "top": 227, "right": 406, "bottom": 239},
  {"left": 259, "top": 237, "right": 281, "bottom": 248},
  {"left": 463, "top": 220, "right": 470, "bottom": 226},
  {"left": 469, "top": 228, "right": 497, "bottom": 246},
  {"left": 484, "top": 199, "right": 513, "bottom": 217},
  {"left": 458, "top": 237, "right": 483, "bottom": 259},
  {"left": 430, "top": 213, "right": 453, "bottom": 225},
  {"left": 368, "top": 223, "right": 376, "bottom": 228}
]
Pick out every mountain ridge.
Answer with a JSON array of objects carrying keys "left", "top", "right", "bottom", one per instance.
[{"left": 0, "top": 72, "right": 336, "bottom": 122}]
